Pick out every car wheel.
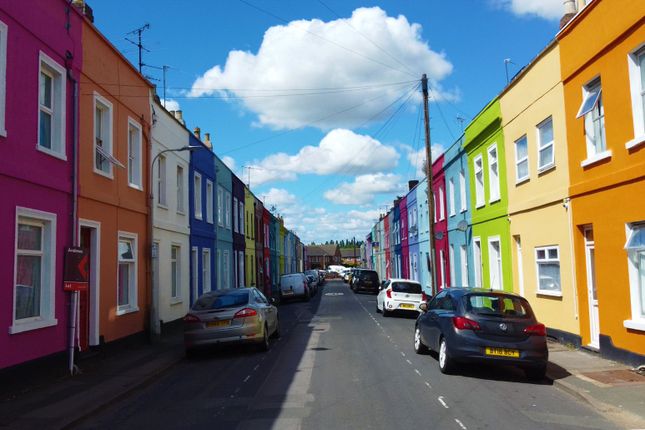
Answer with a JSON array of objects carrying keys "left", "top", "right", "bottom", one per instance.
[
  {"left": 258, "top": 325, "right": 270, "bottom": 352},
  {"left": 414, "top": 327, "right": 429, "bottom": 355},
  {"left": 382, "top": 305, "right": 390, "bottom": 317},
  {"left": 524, "top": 365, "right": 547, "bottom": 381},
  {"left": 375, "top": 301, "right": 381, "bottom": 313},
  {"left": 438, "top": 337, "right": 455, "bottom": 374},
  {"left": 271, "top": 317, "right": 281, "bottom": 339}
]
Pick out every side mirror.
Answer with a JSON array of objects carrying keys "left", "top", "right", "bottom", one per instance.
[
  {"left": 270, "top": 297, "right": 277, "bottom": 305},
  {"left": 419, "top": 303, "right": 428, "bottom": 312}
]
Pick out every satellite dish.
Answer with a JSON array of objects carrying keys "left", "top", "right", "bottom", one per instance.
[{"left": 457, "top": 220, "right": 468, "bottom": 232}]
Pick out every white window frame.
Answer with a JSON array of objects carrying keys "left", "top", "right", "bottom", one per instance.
[
  {"left": 578, "top": 78, "right": 611, "bottom": 167},
  {"left": 171, "top": 244, "right": 180, "bottom": 299},
  {"left": 459, "top": 170, "right": 467, "bottom": 212},
  {"left": 487, "top": 144, "right": 500, "bottom": 203},
  {"left": 217, "top": 249, "right": 222, "bottom": 290},
  {"left": 448, "top": 178, "right": 455, "bottom": 217},
  {"left": 93, "top": 92, "right": 117, "bottom": 178},
  {"left": 10, "top": 207, "right": 58, "bottom": 334},
  {"left": 127, "top": 117, "right": 142, "bottom": 189},
  {"left": 449, "top": 244, "right": 455, "bottom": 287},
  {"left": 535, "top": 245, "right": 561, "bottom": 296},
  {"left": 624, "top": 223, "right": 645, "bottom": 331},
  {"left": 473, "top": 237, "right": 482, "bottom": 288},
  {"left": 433, "top": 195, "right": 437, "bottom": 222},
  {"left": 206, "top": 180, "right": 214, "bottom": 224},
  {"left": 225, "top": 192, "right": 231, "bottom": 230},
  {"left": 488, "top": 236, "right": 503, "bottom": 290},
  {"left": 474, "top": 155, "right": 484, "bottom": 208},
  {"left": 233, "top": 197, "right": 239, "bottom": 233},
  {"left": 239, "top": 201, "right": 245, "bottom": 235},
  {"left": 202, "top": 248, "right": 211, "bottom": 293},
  {"left": 37, "top": 52, "right": 67, "bottom": 160},
  {"left": 0, "top": 20, "right": 8, "bottom": 137},
  {"left": 157, "top": 155, "right": 167, "bottom": 207},
  {"left": 460, "top": 244, "right": 468, "bottom": 287},
  {"left": 194, "top": 172, "right": 202, "bottom": 220},
  {"left": 439, "top": 186, "right": 445, "bottom": 221},
  {"left": 176, "top": 165, "right": 185, "bottom": 214},
  {"left": 515, "top": 134, "right": 529, "bottom": 183},
  {"left": 217, "top": 185, "right": 224, "bottom": 226},
  {"left": 223, "top": 250, "right": 230, "bottom": 289},
  {"left": 537, "top": 116, "right": 555, "bottom": 172},
  {"left": 116, "top": 231, "right": 139, "bottom": 315},
  {"left": 626, "top": 44, "right": 645, "bottom": 150},
  {"left": 191, "top": 247, "right": 198, "bottom": 304}
]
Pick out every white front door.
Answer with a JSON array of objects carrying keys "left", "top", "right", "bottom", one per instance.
[{"left": 584, "top": 227, "right": 600, "bottom": 348}]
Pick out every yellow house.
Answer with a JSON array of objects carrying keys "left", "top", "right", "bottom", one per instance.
[
  {"left": 499, "top": 41, "right": 580, "bottom": 344},
  {"left": 244, "top": 187, "right": 256, "bottom": 287}
]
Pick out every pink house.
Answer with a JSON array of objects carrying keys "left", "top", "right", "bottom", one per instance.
[
  {"left": 0, "top": 1, "right": 83, "bottom": 369},
  {"left": 432, "top": 154, "right": 450, "bottom": 290},
  {"left": 399, "top": 196, "right": 409, "bottom": 279}
]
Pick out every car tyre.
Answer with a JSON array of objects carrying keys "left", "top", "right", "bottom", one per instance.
[
  {"left": 414, "top": 327, "right": 429, "bottom": 355},
  {"left": 382, "top": 305, "right": 390, "bottom": 317},
  {"left": 438, "top": 337, "right": 456, "bottom": 374},
  {"left": 271, "top": 318, "right": 281, "bottom": 339},
  {"left": 524, "top": 365, "right": 547, "bottom": 381},
  {"left": 375, "top": 302, "right": 381, "bottom": 313},
  {"left": 258, "top": 325, "right": 270, "bottom": 352}
]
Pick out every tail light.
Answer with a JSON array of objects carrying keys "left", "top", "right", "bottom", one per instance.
[
  {"left": 184, "top": 314, "right": 201, "bottom": 323},
  {"left": 422, "top": 292, "right": 428, "bottom": 302},
  {"left": 452, "top": 316, "right": 480, "bottom": 331},
  {"left": 234, "top": 308, "right": 258, "bottom": 319},
  {"left": 524, "top": 323, "right": 546, "bottom": 336},
  {"left": 386, "top": 288, "right": 392, "bottom": 299}
]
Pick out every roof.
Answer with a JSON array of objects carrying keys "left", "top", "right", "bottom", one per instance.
[
  {"left": 340, "top": 249, "right": 360, "bottom": 258},
  {"left": 306, "top": 244, "right": 339, "bottom": 257}
]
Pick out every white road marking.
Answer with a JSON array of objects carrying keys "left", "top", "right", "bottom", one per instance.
[
  {"left": 253, "top": 364, "right": 260, "bottom": 371},
  {"left": 406, "top": 359, "right": 412, "bottom": 365},
  {"left": 414, "top": 369, "right": 421, "bottom": 376},
  {"left": 234, "top": 387, "right": 241, "bottom": 393},
  {"left": 425, "top": 381, "right": 432, "bottom": 389},
  {"left": 454, "top": 418, "right": 467, "bottom": 429},
  {"left": 438, "top": 396, "right": 449, "bottom": 409},
  {"left": 400, "top": 352, "right": 406, "bottom": 357},
  {"left": 243, "top": 375, "right": 251, "bottom": 383}
]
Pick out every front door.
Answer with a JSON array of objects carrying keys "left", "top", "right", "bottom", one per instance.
[
  {"left": 79, "top": 227, "right": 92, "bottom": 351},
  {"left": 584, "top": 227, "right": 600, "bottom": 348}
]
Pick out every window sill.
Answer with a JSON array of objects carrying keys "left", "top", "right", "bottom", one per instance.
[
  {"left": 9, "top": 318, "right": 58, "bottom": 334},
  {"left": 625, "top": 135, "right": 645, "bottom": 151},
  {"left": 36, "top": 145, "right": 67, "bottom": 161},
  {"left": 515, "top": 176, "right": 530, "bottom": 186},
  {"left": 116, "top": 306, "right": 140, "bottom": 316},
  {"left": 623, "top": 319, "right": 645, "bottom": 332},
  {"left": 580, "top": 150, "right": 612, "bottom": 168},
  {"left": 170, "top": 298, "right": 183, "bottom": 306},
  {"left": 195, "top": 215, "right": 203, "bottom": 221},
  {"left": 536, "top": 290, "right": 562, "bottom": 298},
  {"left": 128, "top": 183, "right": 143, "bottom": 192},
  {"left": 157, "top": 203, "right": 168, "bottom": 210},
  {"left": 93, "top": 168, "right": 114, "bottom": 179},
  {"left": 537, "top": 163, "right": 555, "bottom": 174},
  {"left": 177, "top": 210, "right": 186, "bottom": 216},
  {"left": 488, "top": 197, "right": 500, "bottom": 204}
]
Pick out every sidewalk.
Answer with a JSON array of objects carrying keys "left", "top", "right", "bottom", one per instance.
[
  {"left": 0, "top": 333, "right": 643, "bottom": 429},
  {"left": 547, "top": 339, "right": 645, "bottom": 429},
  {"left": 0, "top": 328, "right": 185, "bottom": 430}
]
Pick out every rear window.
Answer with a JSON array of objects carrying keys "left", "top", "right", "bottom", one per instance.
[
  {"left": 192, "top": 291, "right": 249, "bottom": 310},
  {"left": 464, "top": 294, "right": 532, "bottom": 318},
  {"left": 392, "top": 282, "right": 422, "bottom": 294},
  {"left": 360, "top": 271, "right": 379, "bottom": 281}
]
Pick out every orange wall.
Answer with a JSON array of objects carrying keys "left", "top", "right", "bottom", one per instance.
[{"left": 79, "top": 18, "right": 152, "bottom": 343}]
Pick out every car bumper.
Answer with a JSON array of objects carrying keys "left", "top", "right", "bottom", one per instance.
[
  {"left": 446, "top": 333, "right": 548, "bottom": 367},
  {"left": 184, "top": 324, "right": 264, "bottom": 349},
  {"left": 384, "top": 300, "right": 422, "bottom": 312}
]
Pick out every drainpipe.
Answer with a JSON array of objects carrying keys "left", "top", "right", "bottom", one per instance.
[{"left": 66, "top": 50, "right": 80, "bottom": 375}]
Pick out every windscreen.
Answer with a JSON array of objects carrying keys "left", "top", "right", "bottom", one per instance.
[
  {"left": 392, "top": 282, "right": 422, "bottom": 294},
  {"left": 360, "top": 271, "right": 379, "bottom": 282},
  {"left": 464, "top": 294, "right": 532, "bottom": 318},
  {"left": 192, "top": 291, "right": 249, "bottom": 310}
]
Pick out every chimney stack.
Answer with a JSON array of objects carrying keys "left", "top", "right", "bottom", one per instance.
[
  {"left": 203, "top": 132, "right": 212, "bottom": 150},
  {"left": 193, "top": 127, "right": 201, "bottom": 140},
  {"left": 560, "top": 0, "right": 577, "bottom": 28},
  {"left": 173, "top": 110, "right": 185, "bottom": 125},
  {"left": 72, "top": 0, "right": 94, "bottom": 22}
]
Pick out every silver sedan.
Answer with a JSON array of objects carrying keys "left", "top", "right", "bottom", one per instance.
[{"left": 184, "top": 287, "right": 280, "bottom": 356}]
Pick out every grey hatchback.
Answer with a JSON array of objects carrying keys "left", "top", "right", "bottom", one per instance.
[
  {"left": 414, "top": 288, "right": 548, "bottom": 380},
  {"left": 184, "top": 287, "right": 280, "bottom": 356}
]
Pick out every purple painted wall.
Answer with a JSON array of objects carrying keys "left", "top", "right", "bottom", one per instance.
[
  {"left": 399, "top": 196, "right": 409, "bottom": 279},
  {"left": 0, "top": 1, "right": 83, "bottom": 369}
]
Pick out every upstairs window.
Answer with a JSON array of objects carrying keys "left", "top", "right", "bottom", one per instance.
[
  {"left": 225, "top": 191, "right": 232, "bottom": 229},
  {"left": 577, "top": 78, "right": 607, "bottom": 161},
  {"left": 38, "top": 53, "right": 66, "bottom": 158},
  {"left": 206, "top": 179, "right": 214, "bottom": 224},
  {"left": 127, "top": 119, "right": 142, "bottom": 189},
  {"left": 94, "top": 94, "right": 118, "bottom": 176},
  {"left": 459, "top": 170, "right": 467, "bottom": 212},
  {"left": 439, "top": 186, "right": 445, "bottom": 221},
  {"left": 515, "top": 135, "right": 529, "bottom": 183},
  {"left": 488, "top": 144, "right": 500, "bottom": 203},
  {"left": 194, "top": 173, "right": 202, "bottom": 220},
  {"left": 233, "top": 197, "right": 239, "bottom": 233},
  {"left": 474, "top": 155, "right": 484, "bottom": 208},
  {"left": 448, "top": 178, "right": 455, "bottom": 217},
  {"left": 217, "top": 185, "right": 224, "bottom": 226},
  {"left": 176, "top": 165, "right": 185, "bottom": 213},
  {"left": 537, "top": 117, "right": 555, "bottom": 171},
  {"left": 157, "top": 155, "right": 167, "bottom": 207},
  {"left": 627, "top": 46, "right": 645, "bottom": 147}
]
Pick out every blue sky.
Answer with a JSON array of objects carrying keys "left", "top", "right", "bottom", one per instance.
[{"left": 90, "top": 0, "right": 562, "bottom": 244}]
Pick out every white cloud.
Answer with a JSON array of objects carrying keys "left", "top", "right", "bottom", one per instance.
[
  {"left": 248, "top": 129, "right": 399, "bottom": 186},
  {"left": 492, "top": 0, "right": 563, "bottom": 20},
  {"left": 222, "top": 156, "right": 236, "bottom": 171},
  {"left": 161, "top": 98, "right": 180, "bottom": 111},
  {"left": 190, "top": 7, "right": 453, "bottom": 130},
  {"left": 323, "top": 173, "right": 404, "bottom": 205},
  {"left": 263, "top": 188, "right": 297, "bottom": 207},
  {"left": 401, "top": 143, "right": 444, "bottom": 179}
]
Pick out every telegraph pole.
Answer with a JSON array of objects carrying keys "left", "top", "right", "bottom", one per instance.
[{"left": 422, "top": 74, "right": 437, "bottom": 295}]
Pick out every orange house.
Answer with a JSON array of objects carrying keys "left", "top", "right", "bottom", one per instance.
[
  {"left": 77, "top": 9, "right": 153, "bottom": 349},
  {"left": 558, "top": 0, "right": 645, "bottom": 365}
]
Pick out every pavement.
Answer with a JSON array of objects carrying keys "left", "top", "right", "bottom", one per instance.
[{"left": 0, "top": 293, "right": 643, "bottom": 429}]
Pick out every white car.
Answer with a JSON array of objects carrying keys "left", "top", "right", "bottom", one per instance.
[{"left": 376, "top": 279, "right": 427, "bottom": 316}]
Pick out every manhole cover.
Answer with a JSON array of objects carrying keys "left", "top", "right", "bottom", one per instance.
[{"left": 581, "top": 369, "right": 645, "bottom": 386}]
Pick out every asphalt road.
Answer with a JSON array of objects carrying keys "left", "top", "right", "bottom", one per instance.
[{"left": 75, "top": 280, "right": 620, "bottom": 430}]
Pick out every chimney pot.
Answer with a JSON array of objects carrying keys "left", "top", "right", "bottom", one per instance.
[
  {"left": 193, "top": 127, "right": 201, "bottom": 140},
  {"left": 560, "top": 0, "right": 577, "bottom": 28},
  {"left": 174, "top": 110, "right": 184, "bottom": 125}
]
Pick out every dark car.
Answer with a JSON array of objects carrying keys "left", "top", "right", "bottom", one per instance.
[
  {"left": 351, "top": 270, "right": 380, "bottom": 294},
  {"left": 414, "top": 288, "right": 548, "bottom": 380}
]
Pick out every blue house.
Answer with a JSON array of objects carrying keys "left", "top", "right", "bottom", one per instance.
[
  {"left": 189, "top": 134, "right": 216, "bottom": 304},
  {"left": 416, "top": 178, "right": 432, "bottom": 294},
  {"left": 443, "top": 135, "right": 473, "bottom": 288},
  {"left": 406, "top": 181, "right": 419, "bottom": 282}
]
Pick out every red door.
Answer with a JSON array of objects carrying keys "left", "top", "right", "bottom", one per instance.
[{"left": 79, "top": 228, "right": 92, "bottom": 351}]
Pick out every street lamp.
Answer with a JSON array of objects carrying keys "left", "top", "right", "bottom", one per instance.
[{"left": 149, "top": 145, "right": 203, "bottom": 340}]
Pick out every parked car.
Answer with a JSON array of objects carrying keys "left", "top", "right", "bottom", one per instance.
[
  {"left": 184, "top": 288, "right": 279, "bottom": 356},
  {"left": 376, "top": 279, "right": 426, "bottom": 316},
  {"left": 413, "top": 288, "right": 548, "bottom": 380},
  {"left": 279, "top": 273, "right": 310, "bottom": 302},
  {"left": 342, "top": 269, "right": 351, "bottom": 283},
  {"left": 305, "top": 269, "right": 320, "bottom": 294},
  {"left": 305, "top": 273, "right": 318, "bottom": 296},
  {"left": 351, "top": 269, "right": 380, "bottom": 294},
  {"left": 347, "top": 268, "right": 363, "bottom": 286}
]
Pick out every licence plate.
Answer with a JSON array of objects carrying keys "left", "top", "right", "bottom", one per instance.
[
  {"left": 282, "top": 290, "right": 294, "bottom": 295},
  {"left": 207, "top": 320, "right": 230, "bottom": 328},
  {"left": 399, "top": 303, "right": 415, "bottom": 309},
  {"left": 485, "top": 347, "right": 519, "bottom": 358}
]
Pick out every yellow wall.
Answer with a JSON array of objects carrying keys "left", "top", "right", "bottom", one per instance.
[
  {"left": 499, "top": 43, "right": 579, "bottom": 336},
  {"left": 244, "top": 188, "right": 256, "bottom": 286}
]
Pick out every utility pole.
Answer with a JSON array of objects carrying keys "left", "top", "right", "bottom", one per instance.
[
  {"left": 125, "top": 23, "right": 150, "bottom": 73},
  {"left": 422, "top": 74, "right": 437, "bottom": 295}
]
